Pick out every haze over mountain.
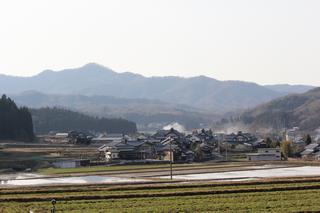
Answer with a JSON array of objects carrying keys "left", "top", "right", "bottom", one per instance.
[
  {"left": 265, "top": 84, "right": 315, "bottom": 94},
  {"left": 239, "top": 87, "right": 320, "bottom": 132},
  {"left": 11, "top": 91, "right": 216, "bottom": 130},
  {"left": 1, "top": 63, "right": 311, "bottom": 114}
]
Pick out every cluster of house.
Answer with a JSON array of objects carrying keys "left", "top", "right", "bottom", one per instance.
[
  {"left": 38, "top": 131, "right": 93, "bottom": 144},
  {"left": 284, "top": 127, "right": 320, "bottom": 160},
  {"left": 95, "top": 129, "right": 278, "bottom": 163},
  {"left": 45, "top": 126, "right": 320, "bottom": 168},
  {"left": 301, "top": 143, "right": 320, "bottom": 160},
  {"left": 285, "top": 127, "right": 307, "bottom": 147},
  {"left": 97, "top": 129, "right": 208, "bottom": 163}
]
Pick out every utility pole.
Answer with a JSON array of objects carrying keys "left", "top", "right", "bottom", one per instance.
[
  {"left": 225, "top": 144, "right": 228, "bottom": 161},
  {"left": 170, "top": 140, "right": 173, "bottom": 180}
]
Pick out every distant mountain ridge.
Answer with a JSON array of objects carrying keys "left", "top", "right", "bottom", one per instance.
[
  {"left": 265, "top": 84, "right": 315, "bottom": 94},
  {"left": 0, "top": 63, "right": 305, "bottom": 113},
  {"left": 0, "top": 63, "right": 316, "bottom": 116}
]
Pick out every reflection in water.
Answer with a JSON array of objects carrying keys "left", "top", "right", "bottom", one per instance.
[
  {"left": 0, "top": 175, "right": 145, "bottom": 186},
  {"left": 163, "top": 166, "right": 320, "bottom": 181},
  {"left": 0, "top": 180, "right": 8, "bottom": 185}
]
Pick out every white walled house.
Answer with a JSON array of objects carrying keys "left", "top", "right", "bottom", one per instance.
[{"left": 247, "top": 148, "right": 281, "bottom": 161}]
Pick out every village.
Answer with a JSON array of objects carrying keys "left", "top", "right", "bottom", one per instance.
[{"left": 34, "top": 126, "right": 320, "bottom": 169}]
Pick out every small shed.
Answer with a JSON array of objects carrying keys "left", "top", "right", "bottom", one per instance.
[
  {"left": 52, "top": 159, "right": 90, "bottom": 168},
  {"left": 247, "top": 148, "right": 281, "bottom": 161}
]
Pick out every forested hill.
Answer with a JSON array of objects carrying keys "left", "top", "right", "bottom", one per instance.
[
  {"left": 30, "top": 107, "right": 137, "bottom": 134},
  {"left": 0, "top": 95, "right": 34, "bottom": 142},
  {"left": 240, "top": 87, "right": 320, "bottom": 131}
]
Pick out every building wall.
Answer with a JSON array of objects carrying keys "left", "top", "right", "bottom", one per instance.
[
  {"left": 52, "top": 160, "right": 86, "bottom": 168},
  {"left": 258, "top": 148, "right": 281, "bottom": 155},
  {"left": 163, "top": 151, "right": 174, "bottom": 162},
  {"left": 53, "top": 161, "right": 77, "bottom": 168},
  {"left": 247, "top": 154, "right": 280, "bottom": 161}
]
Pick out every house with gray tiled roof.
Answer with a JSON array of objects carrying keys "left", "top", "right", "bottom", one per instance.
[{"left": 98, "top": 140, "right": 155, "bottom": 162}]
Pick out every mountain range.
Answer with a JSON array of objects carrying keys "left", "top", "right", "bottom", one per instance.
[
  {"left": 264, "top": 84, "right": 315, "bottom": 94},
  {"left": 0, "top": 63, "right": 316, "bottom": 130},
  {"left": 1, "top": 63, "right": 314, "bottom": 112}
]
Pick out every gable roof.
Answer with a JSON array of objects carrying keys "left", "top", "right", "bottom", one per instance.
[
  {"left": 301, "top": 149, "right": 314, "bottom": 156},
  {"left": 305, "top": 143, "right": 319, "bottom": 150}
]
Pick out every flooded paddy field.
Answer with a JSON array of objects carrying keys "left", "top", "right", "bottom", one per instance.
[
  {"left": 0, "top": 175, "right": 146, "bottom": 186},
  {"left": 1, "top": 162, "right": 320, "bottom": 186},
  {"left": 2, "top": 161, "right": 320, "bottom": 212},
  {"left": 162, "top": 166, "right": 320, "bottom": 181}
]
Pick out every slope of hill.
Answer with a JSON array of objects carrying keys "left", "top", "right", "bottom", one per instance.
[
  {"left": 0, "top": 63, "right": 287, "bottom": 112},
  {"left": 240, "top": 87, "right": 320, "bottom": 131},
  {"left": 30, "top": 107, "right": 137, "bottom": 134},
  {"left": 11, "top": 91, "right": 217, "bottom": 130}
]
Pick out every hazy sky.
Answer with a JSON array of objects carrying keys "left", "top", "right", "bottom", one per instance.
[{"left": 0, "top": 0, "right": 319, "bottom": 85}]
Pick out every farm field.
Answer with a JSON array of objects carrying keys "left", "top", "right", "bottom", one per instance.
[
  {"left": 3, "top": 161, "right": 320, "bottom": 187},
  {"left": 38, "top": 161, "right": 258, "bottom": 176},
  {"left": 2, "top": 177, "right": 320, "bottom": 212}
]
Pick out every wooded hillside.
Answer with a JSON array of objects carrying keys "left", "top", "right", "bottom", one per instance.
[
  {"left": 31, "top": 107, "right": 137, "bottom": 134},
  {"left": 0, "top": 95, "right": 34, "bottom": 141}
]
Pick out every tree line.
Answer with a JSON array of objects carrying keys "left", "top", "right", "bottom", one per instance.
[
  {"left": 0, "top": 95, "right": 34, "bottom": 142},
  {"left": 30, "top": 107, "right": 137, "bottom": 134}
]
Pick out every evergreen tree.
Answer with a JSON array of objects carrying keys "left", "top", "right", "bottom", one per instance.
[
  {"left": 265, "top": 137, "right": 272, "bottom": 148},
  {"left": 30, "top": 107, "right": 137, "bottom": 134},
  {"left": 305, "top": 134, "right": 312, "bottom": 145},
  {"left": 0, "top": 95, "right": 34, "bottom": 142}
]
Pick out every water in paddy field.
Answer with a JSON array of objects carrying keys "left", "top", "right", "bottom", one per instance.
[
  {"left": 0, "top": 173, "right": 146, "bottom": 186},
  {"left": 2, "top": 165, "right": 320, "bottom": 186},
  {"left": 162, "top": 166, "right": 320, "bottom": 181}
]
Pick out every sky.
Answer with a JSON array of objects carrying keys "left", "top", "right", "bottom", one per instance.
[{"left": 0, "top": 0, "right": 319, "bottom": 86}]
